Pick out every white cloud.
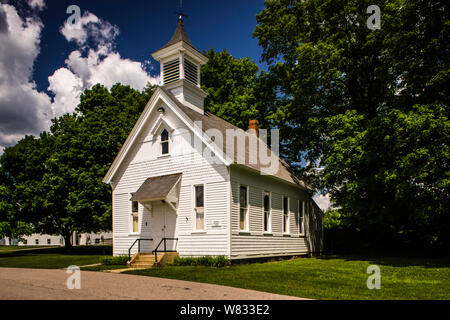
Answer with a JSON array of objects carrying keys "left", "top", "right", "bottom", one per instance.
[
  {"left": 47, "top": 67, "right": 83, "bottom": 116},
  {"left": 0, "top": 4, "right": 159, "bottom": 152},
  {"left": 28, "top": 0, "right": 45, "bottom": 11},
  {"left": 313, "top": 193, "right": 331, "bottom": 211},
  {"left": 48, "top": 11, "right": 159, "bottom": 117},
  {"left": 0, "top": 3, "right": 52, "bottom": 150},
  {"left": 60, "top": 11, "right": 118, "bottom": 47}
]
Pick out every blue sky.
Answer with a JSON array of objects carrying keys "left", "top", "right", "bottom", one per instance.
[
  {"left": 33, "top": 0, "right": 267, "bottom": 92},
  {"left": 0, "top": 0, "right": 267, "bottom": 152}
]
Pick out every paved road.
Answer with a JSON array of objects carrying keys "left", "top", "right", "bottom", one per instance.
[{"left": 0, "top": 267, "right": 303, "bottom": 300}]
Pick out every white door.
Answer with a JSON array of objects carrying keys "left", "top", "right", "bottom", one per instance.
[{"left": 152, "top": 204, "right": 177, "bottom": 251}]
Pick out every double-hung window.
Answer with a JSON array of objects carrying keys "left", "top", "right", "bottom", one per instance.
[
  {"left": 161, "top": 129, "right": 169, "bottom": 155},
  {"left": 263, "top": 191, "right": 271, "bottom": 232},
  {"left": 131, "top": 197, "right": 139, "bottom": 233},
  {"left": 239, "top": 186, "right": 248, "bottom": 231},
  {"left": 283, "top": 196, "right": 289, "bottom": 233},
  {"left": 195, "top": 185, "right": 204, "bottom": 230}
]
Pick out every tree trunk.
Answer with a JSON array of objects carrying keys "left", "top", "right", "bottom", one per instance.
[{"left": 64, "top": 232, "right": 73, "bottom": 251}]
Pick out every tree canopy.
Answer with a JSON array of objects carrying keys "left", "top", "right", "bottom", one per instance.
[
  {"left": 253, "top": 0, "right": 449, "bottom": 251},
  {"left": 201, "top": 48, "right": 280, "bottom": 130},
  {"left": 0, "top": 84, "right": 154, "bottom": 248}
]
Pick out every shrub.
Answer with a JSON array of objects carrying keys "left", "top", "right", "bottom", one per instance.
[
  {"left": 169, "top": 255, "right": 230, "bottom": 267},
  {"left": 100, "top": 255, "right": 128, "bottom": 266}
]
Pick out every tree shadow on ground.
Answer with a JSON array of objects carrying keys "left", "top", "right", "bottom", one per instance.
[{"left": 0, "top": 245, "right": 112, "bottom": 258}]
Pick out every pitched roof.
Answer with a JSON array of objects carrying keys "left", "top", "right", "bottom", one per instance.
[
  {"left": 158, "top": 18, "right": 196, "bottom": 51},
  {"left": 131, "top": 173, "right": 182, "bottom": 201},
  {"left": 159, "top": 87, "right": 310, "bottom": 191}
]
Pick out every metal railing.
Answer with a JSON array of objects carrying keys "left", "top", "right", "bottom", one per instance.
[
  {"left": 128, "top": 238, "right": 153, "bottom": 261},
  {"left": 152, "top": 237, "right": 178, "bottom": 263}
]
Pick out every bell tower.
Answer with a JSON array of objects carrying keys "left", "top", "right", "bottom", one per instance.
[{"left": 152, "top": 15, "right": 208, "bottom": 114}]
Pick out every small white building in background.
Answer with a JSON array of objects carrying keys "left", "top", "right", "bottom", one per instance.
[
  {"left": 0, "top": 231, "right": 112, "bottom": 246},
  {"left": 103, "top": 17, "right": 323, "bottom": 260}
]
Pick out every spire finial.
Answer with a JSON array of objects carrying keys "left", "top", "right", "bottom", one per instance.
[{"left": 175, "top": 0, "right": 187, "bottom": 20}]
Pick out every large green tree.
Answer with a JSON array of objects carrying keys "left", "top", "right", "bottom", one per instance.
[
  {"left": 201, "top": 48, "right": 280, "bottom": 130},
  {"left": 254, "top": 0, "right": 449, "bottom": 250},
  {"left": 0, "top": 84, "right": 154, "bottom": 248}
]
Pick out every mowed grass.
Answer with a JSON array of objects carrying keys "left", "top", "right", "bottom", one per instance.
[
  {"left": 124, "top": 255, "right": 450, "bottom": 300},
  {"left": 0, "top": 245, "right": 111, "bottom": 269}
]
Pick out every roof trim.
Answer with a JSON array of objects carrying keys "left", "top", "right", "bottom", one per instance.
[{"left": 130, "top": 173, "right": 182, "bottom": 202}]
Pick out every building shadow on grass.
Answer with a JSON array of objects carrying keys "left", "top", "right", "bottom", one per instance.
[{"left": 316, "top": 254, "right": 450, "bottom": 268}]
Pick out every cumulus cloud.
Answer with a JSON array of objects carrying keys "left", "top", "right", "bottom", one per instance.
[
  {"left": 0, "top": 4, "right": 159, "bottom": 152},
  {"left": 48, "top": 10, "right": 159, "bottom": 117},
  {"left": 47, "top": 67, "right": 83, "bottom": 115},
  {"left": 0, "top": 6, "right": 8, "bottom": 33},
  {"left": 0, "top": 3, "right": 52, "bottom": 150},
  {"left": 28, "top": 0, "right": 45, "bottom": 11},
  {"left": 60, "top": 11, "right": 118, "bottom": 47}
]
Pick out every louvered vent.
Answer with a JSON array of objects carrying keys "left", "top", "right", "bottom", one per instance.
[
  {"left": 163, "top": 59, "right": 180, "bottom": 84},
  {"left": 184, "top": 58, "right": 198, "bottom": 85}
]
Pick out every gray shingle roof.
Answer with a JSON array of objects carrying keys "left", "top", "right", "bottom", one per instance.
[
  {"left": 158, "top": 18, "right": 197, "bottom": 51},
  {"left": 131, "top": 173, "right": 182, "bottom": 201},
  {"left": 160, "top": 87, "right": 310, "bottom": 191}
]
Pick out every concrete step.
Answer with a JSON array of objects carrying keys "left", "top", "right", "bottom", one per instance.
[
  {"left": 130, "top": 263, "right": 154, "bottom": 267},
  {"left": 131, "top": 264, "right": 154, "bottom": 267},
  {"left": 136, "top": 257, "right": 160, "bottom": 261}
]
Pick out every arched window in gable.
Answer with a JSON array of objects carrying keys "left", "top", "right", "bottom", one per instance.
[{"left": 161, "top": 129, "right": 169, "bottom": 155}]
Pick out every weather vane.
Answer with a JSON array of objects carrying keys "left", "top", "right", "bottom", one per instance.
[{"left": 175, "top": 0, "right": 188, "bottom": 20}]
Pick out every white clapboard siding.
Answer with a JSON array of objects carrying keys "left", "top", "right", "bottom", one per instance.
[
  {"left": 230, "top": 166, "right": 311, "bottom": 258},
  {"left": 177, "top": 234, "right": 229, "bottom": 257},
  {"left": 231, "top": 235, "right": 309, "bottom": 258}
]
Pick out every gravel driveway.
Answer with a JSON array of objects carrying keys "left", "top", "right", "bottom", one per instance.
[{"left": 0, "top": 267, "right": 303, "bottom": 300}]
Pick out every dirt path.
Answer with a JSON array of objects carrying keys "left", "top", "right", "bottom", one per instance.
[{"left": 0, "top": 267, "right": 303, "bottom": 300}]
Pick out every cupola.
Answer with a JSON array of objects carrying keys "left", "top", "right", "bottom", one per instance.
[{"left": 152, "top": 16, "right": 208, "bottom": 114}]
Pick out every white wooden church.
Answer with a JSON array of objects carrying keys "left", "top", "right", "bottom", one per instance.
[{"left": 103, "top": 17, "right": 323, "bottom": 261}]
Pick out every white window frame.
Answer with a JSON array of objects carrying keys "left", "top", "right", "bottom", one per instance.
[
  {"left": 263, "top": 191, "right": 271, "bottom": 233},
  {"left": 239, "top": 185, "right": 249, "bottom": 232},
  {"left": 282, "top": 196, "right": 290, "bottom": 234},
  {"left": 160, "top": 128, "right": 170, "bottom": 156},
  {"left": 193, "top": 184, "right": 205, "bottom": 231},
  {"left": 130, "top": 195, "right": 139, "bottom": 234}
]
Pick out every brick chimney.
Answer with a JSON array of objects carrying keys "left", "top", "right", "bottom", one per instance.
[{"left": 249, "top": 119, "right": 259, "bottom": 137}]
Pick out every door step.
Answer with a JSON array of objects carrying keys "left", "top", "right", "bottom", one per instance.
[{"left": 127, "top": 252, "right": 179, "bottom": 268}]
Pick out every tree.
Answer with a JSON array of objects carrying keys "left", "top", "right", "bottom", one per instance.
[
  {"left": 201, "top": 48, "right": 280, "bottom": 130},
  {"left": 254, "top": 0, "right": 449, "bottom": 251},
  {"left": 0, "top": 83, "right": 154, "bottom": 249}
]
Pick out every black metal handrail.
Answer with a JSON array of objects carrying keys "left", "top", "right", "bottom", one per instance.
[
  {"left": 128, "top": 238, "right": 153, "bottom": 261},
  {"left": 152, "top": 237, "right": 178, "bottom": 263}
]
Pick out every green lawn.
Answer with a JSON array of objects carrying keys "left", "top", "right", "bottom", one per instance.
[
  {"left": 124, "top": 255, "right": 450, "bottom": 300},
  {"left": 0, "top": 245, "right": 112, "bottom": 269}
]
